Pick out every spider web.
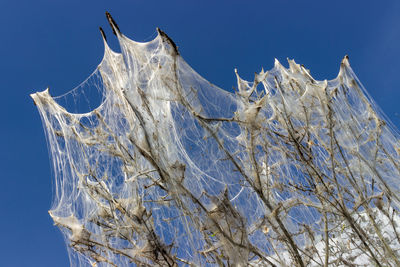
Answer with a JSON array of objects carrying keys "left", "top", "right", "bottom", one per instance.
[{"left": 31, "top": 18, "right": 400, "bottom": 266}]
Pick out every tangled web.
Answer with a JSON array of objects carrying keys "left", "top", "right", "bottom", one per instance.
[{"left": 32, "top": 14, "right": 400, "bottom": 266}]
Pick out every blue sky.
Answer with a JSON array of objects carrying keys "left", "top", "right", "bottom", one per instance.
[{"left": 2, "top": 1, "right": 400, "bottom": 266}]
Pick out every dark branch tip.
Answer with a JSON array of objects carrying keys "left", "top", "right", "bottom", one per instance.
[
  {"left": 99, "top": 27, "right": 107, "bottom": 42},
  {"left": 157, "top": 28, "right": 179, "bottom": 55},
  {"left": 105, "top": 12, "right": 121, "bottom": 36}
]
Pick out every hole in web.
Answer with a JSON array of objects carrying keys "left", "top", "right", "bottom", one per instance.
[{"left": 53, "top": 70, "right": 105, "bottom": 115}]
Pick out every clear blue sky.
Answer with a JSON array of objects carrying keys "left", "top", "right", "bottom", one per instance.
[{"left": 2, "top": 1, "right": 400, "bottom": 266}]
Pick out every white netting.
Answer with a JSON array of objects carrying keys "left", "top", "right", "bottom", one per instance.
[{"left": 31, "top": 16, "right": 400, "bottom": 266}]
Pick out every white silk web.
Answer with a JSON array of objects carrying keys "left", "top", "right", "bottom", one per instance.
[{"left": 31, "top": 15, "right": 400, "bottom": 266}]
